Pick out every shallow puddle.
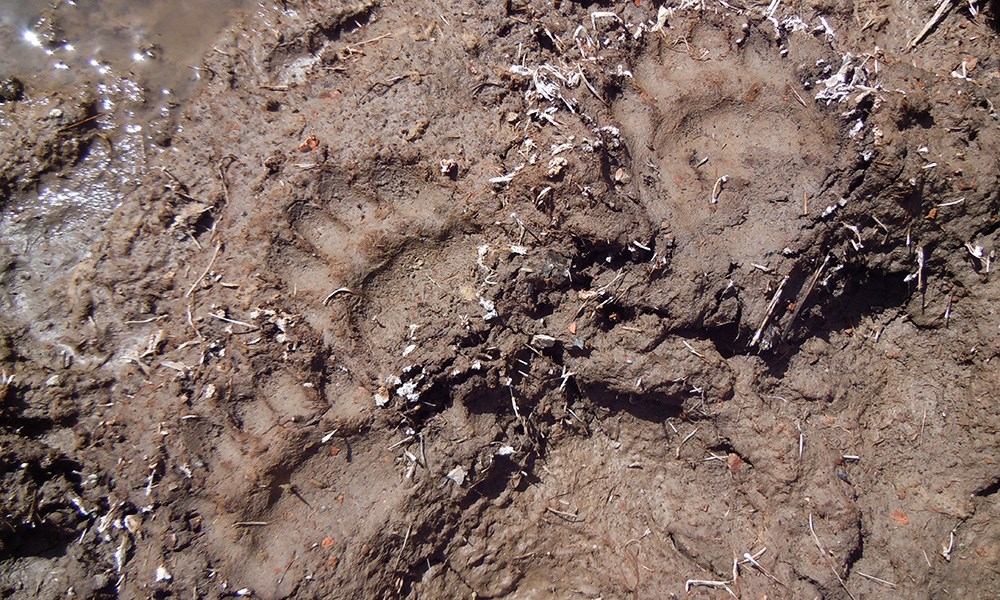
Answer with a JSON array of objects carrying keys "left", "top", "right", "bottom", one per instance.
[
  {"left": 2, "top": 0, "right": 255, "bottom": 97},
  {"left": 0, "top": 0, "right": 263, "bottom": 333}
]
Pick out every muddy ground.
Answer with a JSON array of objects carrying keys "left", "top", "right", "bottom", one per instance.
[{"left": 2, "top": 0, "right": 999, "bottom": 598}]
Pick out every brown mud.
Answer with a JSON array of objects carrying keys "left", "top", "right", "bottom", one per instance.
[{"left": 2, "top": 1, "right": 999, "bottom": 598}]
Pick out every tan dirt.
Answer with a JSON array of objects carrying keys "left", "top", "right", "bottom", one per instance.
[{"left": 1, "top": 1, "right": 999, "bottom": 598}]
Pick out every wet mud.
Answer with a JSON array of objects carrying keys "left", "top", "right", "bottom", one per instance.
[{"left": 1, "top": 1, "right": 999, "bottom": 598}]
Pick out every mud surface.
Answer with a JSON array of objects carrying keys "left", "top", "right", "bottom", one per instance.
[{"left": 2, "top": 1, "right": 999, "bottom": 598}]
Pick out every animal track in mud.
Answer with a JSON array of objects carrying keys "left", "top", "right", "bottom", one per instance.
[
  {"left": 619, "top": 24, "right": 844, "bottom": 253},
  {"left": 271, "top": 167, "right": 458, "bottom": 335},
  {"left": 598, "top": 22, "right": 931, "bottom": 358}
]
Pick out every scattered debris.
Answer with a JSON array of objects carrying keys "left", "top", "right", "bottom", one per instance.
[
  {"left": 446, "top": 466, "right": 468, "bottom": 486},
  {"left": 546, "top": 156, "right": 568, "bottom": 179},
  {"left": 154, "top": 565, "right": 172, "bottom": 582},
  {"left": 439, "top": 158, "right": 458, "bottom": 177},
  {"left": 531, "top": 334, "right": 557, "bottom": 349},
  {"left": 297, "top": 133, "right": 319, "bottom": 152},
  {"left": 815, "top": 54, "right": 869, "bottom": 104}
]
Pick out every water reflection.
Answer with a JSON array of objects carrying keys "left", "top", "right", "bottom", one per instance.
[
  {"left": 0, "top": 0, "right": 259, "bottom": 329},
  {"left": 2, "top": 1, "right": 254, "bottom": 96},
  {"left": 1, "top": 0, "right": 257, "bottom": 215}
]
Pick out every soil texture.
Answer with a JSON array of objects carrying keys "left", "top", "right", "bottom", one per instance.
[{"left": 2, "top": 1, "right": 1000, "bottom": 598}]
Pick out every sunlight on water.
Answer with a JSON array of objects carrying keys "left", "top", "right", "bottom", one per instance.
[
  {"left": 0, "top": 0, "right": 262, "bottom": 219},
  {"left": 0, "top": 1, "right": 267, "bottom": 326}
]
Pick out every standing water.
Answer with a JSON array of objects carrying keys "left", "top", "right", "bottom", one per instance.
[{"left": 0, "top": 0, "right": 260, "bottom": 336}]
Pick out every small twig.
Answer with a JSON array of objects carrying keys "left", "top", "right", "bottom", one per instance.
[
  {"left": 908, "top": 0, "right": 956, "bottom": 50},
  {"left": 566, "top": 407, "right": 588, "bottom": 432},
  {"left": 323, "top": 287, "right": 361, "bottom": 306},
  {"left": 857, "top": 571, "right": 897, "bottom": 589},
  {"left": 342, "top": 32, "right": 392, "bottom": 53},
  {"left": 393, "top": 523, "right": 413, "bottom": 571},
  {"left": 743, "top": 552, "right": 785, "bottom": 586},
  {"left": 916, "top": 245, "right": 926, "bottom": 307},
  {"left": 124, "top": 356, "right": 151, "bottom": 377},
  {"left": 207, "top": 313, "right": 259, "bottom": 330},
  {"left": 189, "top": 65, "right": 217, "bottom": 79},
  {"left": 808, "top": 514, "right": 857, "bottom": 600},
  {"left": 545, "top": 507, "right": 582, "bottom": 522},
  {"left": 279, "top": 483, "right": 312, "bottom": 507},
  {"left": 387, "top": 436, "right": 415, "bottom": 451},
  {"left": 682, "top": 340, "right": 705, "bottom": 358},
  {"left": 790, "top": 86, "right": 808, "bottom": 107},
  {"left": 685, "top": 579, "right": 737, "bottom": 598},
  {"left": 124, "top": 315, "right": 168, "bottom": 325},
  {"left": 676, "top": 427, "right": 699, "bottom": 459},
  {"left": 558, "top": 365, "right": 576, "bottom": 392},
  {"left": 750, "top": 276, "right": 789, "bottom": 348},
  {"left": 783, "top": 254, "right": 830, "bottom": 340},
  {"left": 366, "top": 70, "right": 432, "bottom": 96},
  {"left": 58, "top": 112, "right": 106, "bottom": 132},
  {"left": 186, "top": 243, "right": 222, "bottom": 298},
  {"left": 217, "top": 155, "right": 236, "bottom": 206},
  {"left": 186, "top": 302, "right": 204, "bottom": 341},
  {"left": 711, "top": 176, "right": 729, "bottom": 204},
  {"left": 578, "top": 66, "right": 608, "bottom": 107},
  {"left": 941, "top": 526, "right": 956, "bottom": 561},
  {"left": 797, "top": 421, "right": 805, "bottom": 459},
  {"left": 916, "top": 406, "right": 927, "bottom": 441},
  {"left": 233, "top": 521, "right": 269, "bottom": 527}
]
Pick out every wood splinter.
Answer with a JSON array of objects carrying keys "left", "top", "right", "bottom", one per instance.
[
  {"left": 908, "top": 0, "right": 956, "bottom": 50},
  {"left": 750, "top": 275, "right": 789, "bottom": 348},
  {"left": 782, "top": 254, "right": 830, "bottom": 342}
]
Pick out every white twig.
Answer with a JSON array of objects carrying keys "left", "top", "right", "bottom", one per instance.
[
  {"left": 685, "top": 579, "right": 737, "bottom": 598},
  {"left": 510, "top": 386, "right": 521, "bottom": 419},
  {"left": 916, "top": 246, "right": 925, "bottom": 292},
  {"left": 857, "top": 571, "right": 897, "bottom": 588},
  {"left": 908, "top": 0, "right": 956, "bottom": 50},
  {"left": 676, "top": 427, "right": 699, "bottom": 459},
  {"left": 711, "top": 176, "right": 729, "bottom": 204},
  {"left": 743, "top": 552, "right": 784, "bottom": 585},
  {"left": 941, "top": 527, "right": 956, "bottom": 561},
  {"left": 323, "top": 287, "right": 359, "bottom": 306},
  {"left": 392, "top": 523, "right": 413, "bottom": 570},
  {"left": 797, "top": 421, "right": 805, "bottom": 459},
  {"left": 186, "top": 243, "right": 222, "bottom": 298},
  {"left": 207, "top": 312, "right": 258, "bottom": 329},
  {"left": 557, "top": 365, "right": 576, "bottom": 392},
  {"left": 682, "top": 340, "right": 705, "bottom": 358}
]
